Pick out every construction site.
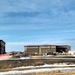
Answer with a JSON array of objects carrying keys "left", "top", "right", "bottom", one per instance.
[{"left": 24, "top": 45, "right": 71, "bottom": 56}]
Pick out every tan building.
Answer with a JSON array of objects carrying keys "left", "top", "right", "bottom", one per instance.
[{"left": 24, "top": 45, "right": 70, "bottom": 55}]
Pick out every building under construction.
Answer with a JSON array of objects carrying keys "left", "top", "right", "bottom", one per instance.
[
  {"left": 0, "top": 40, "right": 6, "bottom": 54},
  {"left": 24, "top": 45, "right": 71, "bottom": 55}
]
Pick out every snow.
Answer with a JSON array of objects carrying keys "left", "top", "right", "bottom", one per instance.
[
  {"left": 12, "top": 63, "right": 72, "bottom": 69},
  {"left": 20, "top": 57, "right": 30, "bottom": 59},
  {"left": 0, "top": 67, "right": 75, "bottom": 75},
  {"left": 68, "top": 51, "right": 75, "bottom": 55},
  {"left": 0, "top": 63, "right": 75, "bottom": 75}
]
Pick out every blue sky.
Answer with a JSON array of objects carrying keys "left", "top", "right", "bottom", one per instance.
[{"left": 0, "top": 0, "right": 75, "bottom": 52}]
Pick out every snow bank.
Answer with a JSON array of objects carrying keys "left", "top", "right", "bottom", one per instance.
[
  {"left": 12, "top": 63, "right": 75, "bottom": 69},
  {"left": 1, "top": 63, "right": 75, "bottom": 75},
  {"left": 0, "top": 67, "right": 75, "bottom": 75}
]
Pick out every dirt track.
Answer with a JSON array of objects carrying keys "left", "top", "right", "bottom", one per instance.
[
  {"left": 24, "top": 71, "right": 75, "bottom": 75},
  {"left": 0, "top": 58, "right": 75, "bottom": 70}
]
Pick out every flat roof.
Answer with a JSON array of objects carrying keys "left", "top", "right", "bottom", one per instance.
[
  {"left": 24, "top": 45, "right": 70, "bottom": 47},
  {"left": 0, "top": 40, "right": 6, "bottom": 44}
]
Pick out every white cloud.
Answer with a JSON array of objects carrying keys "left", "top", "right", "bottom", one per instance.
[
  {"left": 6, "top": 38, "right": 75, "bottom": 52},
  {"left": 0, "top": 24, "right": 62, "bottom": 30},
  {"left": 0, "top": 0, "right": 75, "bottom": 52},
  {"left": 6, "top": 40, "right": 67, "bottom": 52},
  {"left": 0, "top": 0, "right": 75, "bottom": 16},
  {"left": 0, "top": 25, "right": 48, "bottom": 30}
]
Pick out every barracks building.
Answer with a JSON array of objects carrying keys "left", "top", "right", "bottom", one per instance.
[{"left": 24, "top": 45, "right": 71, "bottom": 55}]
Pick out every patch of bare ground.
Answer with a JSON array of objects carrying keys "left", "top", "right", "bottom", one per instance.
[{"left": 23, "top": 71, "right": 75, "bottom": 75}]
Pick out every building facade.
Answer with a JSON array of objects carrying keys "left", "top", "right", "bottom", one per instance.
[
  {"left": 0, "top": 40, "right": 6, "bottom": 54},
  {"left": 24, "top": 45, "right": 71, "bottom": 55}
]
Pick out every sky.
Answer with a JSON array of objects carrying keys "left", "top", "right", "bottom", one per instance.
[{"left": 0, "top": 0, "right": 75, "bottom": 52}]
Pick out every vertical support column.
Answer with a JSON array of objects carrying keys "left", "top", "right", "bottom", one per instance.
[
  {"left": 24, "top": 46, "right": 27, "bottom": 54},
  {"left": 39, "top": 46, "right": 41, "bottom": 54}
]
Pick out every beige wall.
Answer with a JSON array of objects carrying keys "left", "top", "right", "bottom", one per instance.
[{"left": 24, "top": 45, "right": 70, "bottom": 55}]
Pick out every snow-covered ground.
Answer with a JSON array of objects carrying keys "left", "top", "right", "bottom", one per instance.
[
  {"left": 0, "top": 63, "right": 75, "bottom": 75},
  {"left": 0, "top": 68, "right": 75, "bottom": 75},
  {"left": 11, "top": 63, "right": 75, "bottom": 69}
]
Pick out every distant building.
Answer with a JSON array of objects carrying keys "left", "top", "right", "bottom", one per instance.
[
  {"left": 24, "top": 45, "right": 71, "bottom": 55},
  {"left": 0, "top": 40, "right": 6, "bottom": 54}
]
